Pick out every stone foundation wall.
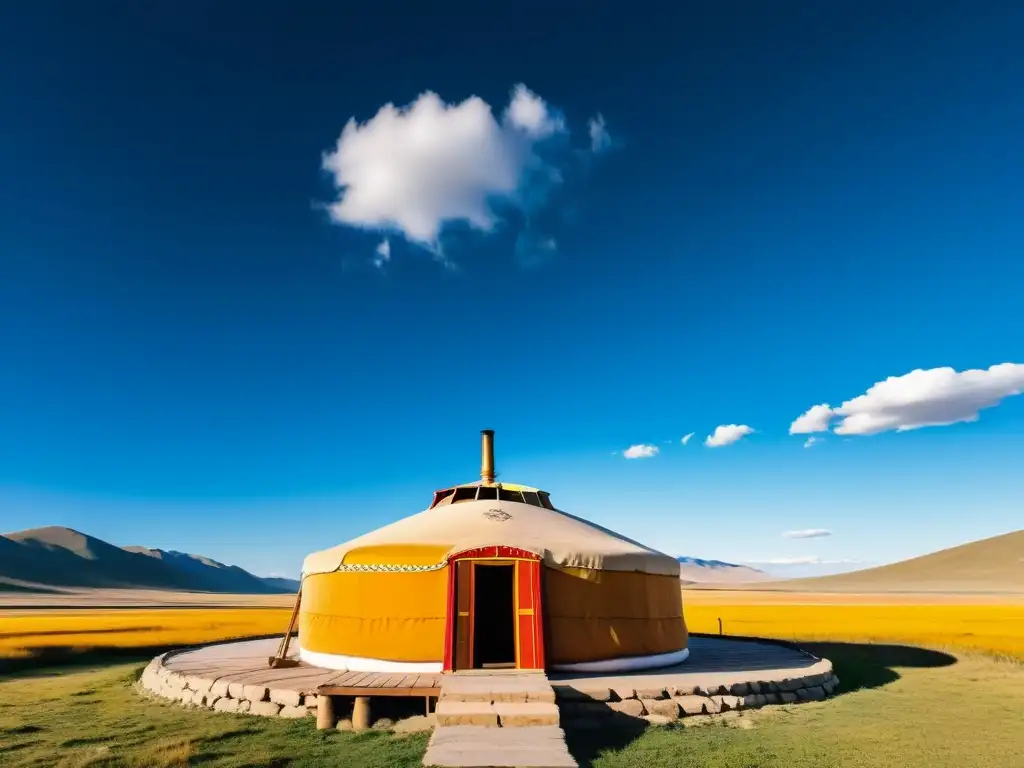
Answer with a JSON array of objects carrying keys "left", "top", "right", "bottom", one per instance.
[
  {"left": 555, "top": 666, "right": 841, "bottom": 727},
  {"left": 139, "top": 649, "right": 839, "bottom": 727},
  {"left": 137, "top": 653, "right": 317, "bottom": 720}
]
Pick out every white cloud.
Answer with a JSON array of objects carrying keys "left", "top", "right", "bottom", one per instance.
[
  {"left": 789, "top": 404, "right": 834, "bottom": 434},
  {"left": 803, "top": 436, "right": 823, "bottom": 449},
  {"left": 372, "top": 238, "right": 391, "bottom": 269},
  {"left": 831, "top": 364, "right": 1024, "bottom": 435},
  {"left": 321, "top": 83, "right": 594, "bottom": 266},
  {"left": 506, "top": 84, "right": 565, "bottom": 138},
  {"left": 760, "top": 556, "right": 824, "bottom": 566},
  {"left": 791, "top": 364, "right": 1024, "bottom": 437},
  {"left": 681, "top": 432, "right": 694, "bottom": 446},
  {"left": 704, "top": 424, "right": 754, "bottom": 448},
  {"left": 588, "top": 114, "right": 611, "bottom": 153},
  {"left": 623, "top": 444, "right": 659, "bottom": 459},
  {"left": 783, "top": 529, "right": 832, "bottom": 539},
  {"left": 322, "top": 90, "right": 518, "bottom": 243}
]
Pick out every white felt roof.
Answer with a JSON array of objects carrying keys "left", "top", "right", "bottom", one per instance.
[{"left": 303, "top": 498, "right": 679, "bottom": 577}]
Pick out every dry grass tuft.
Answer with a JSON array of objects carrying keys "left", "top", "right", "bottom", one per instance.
[{"left": 133, "top": 737, "right": 196, "bottom": 768}]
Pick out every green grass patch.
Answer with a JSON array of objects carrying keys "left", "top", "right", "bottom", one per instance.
[
  {"left": 568, "top": 641, "right": 1024, "bottom": 767},
  {"left": 0, "top": 642, "right": 1022, "bottom": 767},
  {"left": 0, "top": 663, "right": 428, "bottom": 767}
]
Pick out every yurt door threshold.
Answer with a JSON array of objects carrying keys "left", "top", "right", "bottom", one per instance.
[{"left": 444, "top": 546, "right": 546, "bottom": 672}]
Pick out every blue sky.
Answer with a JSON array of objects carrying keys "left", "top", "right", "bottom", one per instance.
[{"left": 2, "top": 2, "right": 1022, "bottom": 579}]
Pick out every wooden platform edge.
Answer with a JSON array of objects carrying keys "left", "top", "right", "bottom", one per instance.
[{"left": 317, "top": 685, "right": 440, "bottom": 697}]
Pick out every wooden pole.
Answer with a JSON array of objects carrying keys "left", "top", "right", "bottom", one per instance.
[
  {"left": 718, "top": 617, "right": 723, "bottom": 636},
  {"left": 316, "top": 694, "right": 336, "bottom": 730},
  {"left": 352, "top": 696, "right": 372, "bottom": 731},
  {"left": 268, "top": 586, "right": 302, "bottom": 668}
]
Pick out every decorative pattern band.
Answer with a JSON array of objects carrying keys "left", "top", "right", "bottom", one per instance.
[{"left": 331, "top": 561, "right": 448, "bottom": 573}]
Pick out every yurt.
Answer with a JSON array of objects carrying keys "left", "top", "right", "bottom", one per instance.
[{"left": 294, "top": 431, "right": 688, "bottom": 674}]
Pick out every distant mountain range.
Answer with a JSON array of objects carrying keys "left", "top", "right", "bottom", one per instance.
[
  {"left": 10, "top": 525, "right": 1015, "bottom": 596},
  {"left": 0, "top": 526, "right": 300, "bottom": 594},
  {"left": 676, "top": 556, "right": 772, "bottom": 584}
]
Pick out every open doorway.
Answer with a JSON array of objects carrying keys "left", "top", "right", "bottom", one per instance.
[{"left": 472, "top": 564, "right": 516, "bottom": 669}]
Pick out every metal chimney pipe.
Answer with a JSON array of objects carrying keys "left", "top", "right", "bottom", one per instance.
[{"left": 480, "top": 430, "right": 495, "bottom": 485}]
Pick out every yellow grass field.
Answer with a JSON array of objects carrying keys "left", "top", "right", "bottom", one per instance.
[
  {"left": 683, "top": 590, "right": 1024, "bottom": 661},
  {"left": 0, "top": 608, "right": 292, "bottom": 661},
  {"left": 2, "top": 590, "right": 1022, "bottom": 663}
]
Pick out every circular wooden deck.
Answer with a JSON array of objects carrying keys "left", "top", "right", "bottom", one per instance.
[
  {"left": 154, "top": 634, "right": 829, "bottom": 698},
  {"left": 550, "top": 635, "right": 828, "bottom": 693},
  {"left": 138, "top": 634, "right": 838, "bottom": 768}
]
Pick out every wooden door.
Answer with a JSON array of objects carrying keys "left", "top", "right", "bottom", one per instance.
[
  {"left": 515, "top": 560, "right": 545, "bottom": 669},
  {"left": 454, "top": 559, "right": 473, "bottom": 670}
]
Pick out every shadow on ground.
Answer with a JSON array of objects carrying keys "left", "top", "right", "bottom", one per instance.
[
  {"left": 800, "top": 640, "right": 956, "bottom": 693},
  {"left": 0, "top": 646, "right": 169, "bottom": 678},
  {"left": 0, "top": 633, "right": 293, "bottom": 677},
  {"left": 563, "top": 711, "right": 648, "bottom": 768},
  {"left": 563, "top": 639, "right": 958, "bottom": 767}
]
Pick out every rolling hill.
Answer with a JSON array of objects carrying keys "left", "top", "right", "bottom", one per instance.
[
  {"left": 123, "top": 546, "right": 290, "bottom": 594},
  {"left": 677, "top": 556, "right": 772, "bottom": 584},
  {"left": 778, "top": 529, "right": 1024, "bottom": 593},
  {"left": 260, "top": 576, "right": 302, "bottom": 592},
  {"left": 0, "top": 527, "right": 295, "bottom": 594}
]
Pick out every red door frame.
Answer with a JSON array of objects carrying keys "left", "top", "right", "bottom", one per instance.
[{"left": 442, "top": 546, "right": 546, "bottom": 672}]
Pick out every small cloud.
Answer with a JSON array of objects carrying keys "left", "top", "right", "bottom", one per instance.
[
  {"left": 803, "top": 436, "right": 823, "bottom": 449},
  {"left": 760, "top": 556, "right": 824, "bottom": 566},
  {"left": 680, "top": 432, "right": 694, "bottom": 446},
  {"left": 747, "top": 556, "right": 860, "bottom": 566},
  {"left": 790, "top": 404, "right": 834, "bottom": 434},
  {"left": 505, "top": 83, "right": 565, "bottom": 138},
  {"left": 783, "top": 529, "right": 833, "bottom": 539},
  {"left": 514, "top": 231, "right": 557, "bottom": 269},
  {"left": 704, "top": 424, "right": 754, "bottom": 448},
  {"left": 372, "top": 238, "right": 391, "bottom": 269},
  {"left": 623, "top": 444, "right": 659, "bottom": 459},
  {"left": 588, "top": 114, "right": 612, "bottom": 153}
]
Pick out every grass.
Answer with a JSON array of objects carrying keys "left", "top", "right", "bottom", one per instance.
[
  {"left": 1, "top": 644, "right": 1022, "bottom": 767},
  {"left": 0, "top": 662, "right": 428, "bottom": 767},
  {"left": 683, "top": 590, "right": 1024, "bottom": 661},
  {"left": 5, "top": 593, "right": 1022, "bottom": 665},
  {"left": 570, "top": 643, "right": 1024, "bottom": 767},
  {"left": 2, "top": 592, "right": 1023, "bottom": 765},
  {"left": 3, "top": 591, "right": 1021, "bottom": 664},
  {"left": 0, "top": 609, "right": 291, "bottom": 665}
]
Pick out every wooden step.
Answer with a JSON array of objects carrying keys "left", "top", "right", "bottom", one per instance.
[
  {"left": 440, "top": 674, "right": 555, "bottom": 703},
  {"left": 423, "top": 724, "right": 577, "bottom": 767},
  {"left": 494, "top": 701, "right": 560, "bottom": 727},
  {"left": 435, "top": 701, "right": 500, "bottom": 727},
  {"left": 435, "top": 700, "right": 560, "bottom": 728}
]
